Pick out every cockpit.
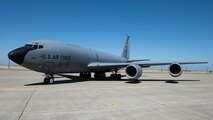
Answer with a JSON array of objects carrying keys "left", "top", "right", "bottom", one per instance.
[{"left": 25, "top": 42, "right": 44, "bottom": 49}]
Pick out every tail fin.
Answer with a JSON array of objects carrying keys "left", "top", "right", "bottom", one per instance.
[{"left": 121, "top": 35, "right": 130, "bottom": 60}]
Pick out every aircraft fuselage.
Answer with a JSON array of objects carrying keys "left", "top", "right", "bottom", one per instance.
[{"left": 9, "top": 40, "right": 127, "bottom": 74}]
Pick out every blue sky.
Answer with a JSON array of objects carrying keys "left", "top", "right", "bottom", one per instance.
[{"left": 0, "top": 0, "right": 212, "bottom": 71}]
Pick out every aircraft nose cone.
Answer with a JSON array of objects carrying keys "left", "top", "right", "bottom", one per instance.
[{"left": 8, "top": 47, "right": 28, "bottom": 64}]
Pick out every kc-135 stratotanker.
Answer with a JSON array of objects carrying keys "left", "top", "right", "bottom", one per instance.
[{"left": 8, "top": 36, "right": 207, "bottom": 84}]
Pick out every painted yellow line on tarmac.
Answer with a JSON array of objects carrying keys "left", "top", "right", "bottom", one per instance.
[
  {"left": 0, "top": 86, "right": 42, "bottom": 91},
  {"left": 1, "top": 84, "right": 212, "bottom": 91},
  {"left": 115, "top": 86, "right": 151, "bottom": 89},
  {"left": 195, "top": 84, "right": 213, "bottom": 87}
]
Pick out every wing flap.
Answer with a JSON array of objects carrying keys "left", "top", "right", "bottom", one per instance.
[{"left": 88, "top": 62, "right": 129, "bottom": 70}]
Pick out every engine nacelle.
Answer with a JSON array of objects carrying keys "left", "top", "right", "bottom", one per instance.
[
  {"left": 125, "top": 64, "right": 143, "bottom": 79},
  {"left": 169, "top": 63, "right": 182, "bottom": 77}
]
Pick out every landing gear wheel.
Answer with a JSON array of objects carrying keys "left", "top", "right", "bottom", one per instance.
[
  {"left": 110, "top": 74, "right": 114, "bottom": 79},
  {"left": 117, "top": 74, "right": 121, "bottom": 80},
  {"left": 44, "top": 76, "right": 54, "bottom": 84},
  {"left": 86, "top": 73, "right": 91, "bottom": 79},
  {"left": 94, "top": 72, "right": 106, "bottom": 79},
  {"left": 80, "top": 72, "right": 91, "bottom": 79},
  {"left": 44, "top": 77, "right": 48, "bottom": 84},
  {"left": 48, "top": 78, "right": 54, "bottom": 84}
]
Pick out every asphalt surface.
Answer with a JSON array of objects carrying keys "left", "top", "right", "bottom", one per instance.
[{"left": 0, "top": 70, "right": 212, "bottom": 120}]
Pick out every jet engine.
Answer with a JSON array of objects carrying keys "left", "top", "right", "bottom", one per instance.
[
  {"left": 169, "top": 63, "right": 182, "bottom": 77},
  {"left": 125, "top": 64, "right": 143, "bottom": 79}
]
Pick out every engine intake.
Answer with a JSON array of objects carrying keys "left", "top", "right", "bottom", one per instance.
[
  {"left": 169, "top": 63, "right": 182, "bottom": 77},
  {"left": 125, "top": 64, "right": 143, "bottom": 79}
]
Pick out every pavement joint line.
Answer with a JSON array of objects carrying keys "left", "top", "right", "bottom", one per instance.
[{"left": 17, "top": 86, "right": 37, "bottom": 120}]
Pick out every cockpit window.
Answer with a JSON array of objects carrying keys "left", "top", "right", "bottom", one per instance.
[
  {"left": 39, "top": 45, "right": 43, "bottom": 49},
  {"left": 33, "top": 45, "right": 38, "bottom": 49},
  {"left": 25, "top": 43, "right": 44, "bottom": 49},
  {"left": 25, "top": 44, "right": 33, "bottom": 47}
]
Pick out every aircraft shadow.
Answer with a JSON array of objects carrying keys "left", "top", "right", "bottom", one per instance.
[
  {"left": 25, "top": 75, "right": 200, "bottom": 86},
  {"left": 25, "top": 79, "right": 87, "bottom": 86}
]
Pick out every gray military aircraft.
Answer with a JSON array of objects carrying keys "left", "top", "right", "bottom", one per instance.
[{"left": 8, "top": 36, "right": 207, "bottom": 84}]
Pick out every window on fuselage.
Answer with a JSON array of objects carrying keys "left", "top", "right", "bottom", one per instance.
[
  {"left": 39, "top": 45, "right": 43, "bottom": 49},
  {"left": 33, "top": 45, "right": 38, "bottom": 49},
  {"left": 25, "top": 44, "right": 33, "bottom": 47}
]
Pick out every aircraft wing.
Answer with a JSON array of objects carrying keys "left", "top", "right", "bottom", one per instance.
[{"left": 88, "top": 62, "right": 208, "bottom": 70}]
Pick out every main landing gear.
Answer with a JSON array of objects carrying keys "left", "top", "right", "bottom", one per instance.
[
  {"left": 80, "top": 72, "right": 122, "bottom": 80},
  {"left": 93, "top": 70, "right": 122, "bottom": 80},
  {"left": 94, "top": 72, "right": 106, "bottom": 79},
  {"left": 110, "top": 74, "right": 121, "bottom": 80},
  {"left": 110, "top": 69, "right": 121, "bottom": 80},
  {"left": 80, "top": 72, "right": 91, "bottom": 79},
  {"left": 44, "top": 74, "right": 54, "bottom": 84}
]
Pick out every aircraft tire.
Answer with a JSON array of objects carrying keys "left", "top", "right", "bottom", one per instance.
[
  {"left": 80, "top": 73, "right": 84, "bottom": 78},
  {"left": 110, "top": 74, "right": 113, "bottom": 79},
  {"left": 117, "top": 74, "right": 121, "bottom": 80},
  {"left": 48, "top": 77, "right": 54, "bottom": 84},
  {"left": 44, "top": 77, "right": 48, "bottom": 84},
  {"left": 80, "top": 73, "right": 91, "bottom": 79},
  {"left": 86, "top": 73, "right": 91, "bottom": 79},
  {"left": 94, "top": 72, "right": 106, "bottom": 79},
  {"left": 44, "top": 77, "right": 54, "bottom": 84}
]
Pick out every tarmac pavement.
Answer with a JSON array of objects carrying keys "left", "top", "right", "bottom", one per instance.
[{"left": 0, "top": 70, "right": 212, "bottom": 120}]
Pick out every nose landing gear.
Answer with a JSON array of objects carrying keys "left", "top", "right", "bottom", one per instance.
[{"left": 44, "top": 74, "right": 54, "bottom": 84}]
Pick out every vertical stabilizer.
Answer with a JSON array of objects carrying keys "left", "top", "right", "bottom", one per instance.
[{"left": 121, "top": 35, "right": 130, "bottom": 59}]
